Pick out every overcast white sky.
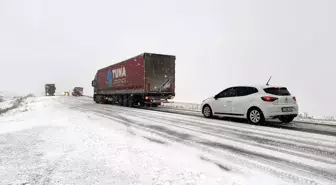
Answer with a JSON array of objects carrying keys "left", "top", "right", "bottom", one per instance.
[{"left": 0, "top": 0, "right": 335, "bottom": 117}]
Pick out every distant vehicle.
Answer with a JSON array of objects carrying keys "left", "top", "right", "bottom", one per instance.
[
  {"left": 72, "top": 87, "right": 84, "bottom": 96},
  {"left": 45, "top": 84, "right": 56, "bottom": 96},
  {"left": 91, "top": 53, "right": 176, "bottom": 107},
  {"left": 201, "top": 85, "right": 299, "bottom": 124},
  {"left": 64, "top": 92, "right": 70, "bottom": 96}
]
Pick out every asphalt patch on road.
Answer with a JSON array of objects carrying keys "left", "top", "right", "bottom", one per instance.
[
  {"left": 146, "top": 125, "right": 192, "bottom": 141},
  {"left": 200, "top": 156, "right": 230, "bottom": 172},
  {"left": 143, "top": 136, "right": 167, "bottom": 145}
]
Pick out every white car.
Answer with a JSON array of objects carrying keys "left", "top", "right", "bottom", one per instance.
[{"left": 201, "top": 85, "right": 299, "bottom": 124}]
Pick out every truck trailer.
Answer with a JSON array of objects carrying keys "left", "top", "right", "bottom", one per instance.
[
  {"left": 91, "top": 53, "right": 176, "bottom": 107},
  {"left": 45, "top": 84, "right": 56, "bottom": 96},
  {"left": 72, "top": 87, "right": 84, "bottom": 96}
]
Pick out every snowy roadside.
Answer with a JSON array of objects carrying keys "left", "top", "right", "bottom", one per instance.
[
  {"left": 0, "top": 94, "right": 35, "bottom": 116},
  {"left": 0, "top": 96, "right": 285, "bottom": 185}
]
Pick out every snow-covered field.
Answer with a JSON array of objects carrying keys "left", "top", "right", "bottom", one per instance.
[
  {"left": 0, "top": 91, "right": 22, "bottom": 101},
  {"left": 0, "top": 98, "right": 17, "bottom": 110},
  {"left": 1, "top": 96, "right": 335, "bottom": 185}
]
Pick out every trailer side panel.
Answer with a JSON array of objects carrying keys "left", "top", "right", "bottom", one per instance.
[{"left": 96, "top": 55, "right": 145, "bottom": 94}]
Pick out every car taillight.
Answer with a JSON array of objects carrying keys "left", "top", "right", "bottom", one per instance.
[
  {"left": 293, "top": 96, "right": 296, "bottom": 101},
  {"left": 145, "top": 96, "right": 149, "bottom": 100},
  {"left": 261, "top": 96, "right": 278, "bottom": 102}
]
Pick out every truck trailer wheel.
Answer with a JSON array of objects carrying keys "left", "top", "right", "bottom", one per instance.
[
  {"left": 96, "top": 95, "right": 103, "bottom": 104},
  {"left": 118, "top": 96, "right": 123, "bottom": 106},
  {"left": 123, "top": 95, "right": 128, "bottom": 107},
  {"left": 128, "top": 96, "right": 134, "bottom": 107},
  {"left": 279, "top": 115, "right": 295, "bottom": 123},
  {"left": 151, "top": 104, "right": 158, "bottom": 107}
]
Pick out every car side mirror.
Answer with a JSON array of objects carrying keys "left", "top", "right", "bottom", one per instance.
[{"left": 214, "top": 95, "right": 218, "bottom": 100}]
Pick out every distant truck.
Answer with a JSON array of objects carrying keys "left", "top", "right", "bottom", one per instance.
[
  {"left": 72, "top": 87, "right": 84, "bottom": 96},
  {"left": 45, "top": 84, "right": 56, "bottom": 96},
  {"left": 91, "top": 53, "right": 176, "bottom": 107}
]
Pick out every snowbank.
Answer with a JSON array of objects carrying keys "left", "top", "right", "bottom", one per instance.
[
  {"left": 0, "top": 94, "right": 35, "bottom": 116},
  {"left": 295, "top": 117, "right": 336, "bottom": 126},
  {"left": 0, "top": 96, "right": 273, "bottom": 185},
  {"left": 161, "top": 102, "right": 202, "bottom": 111}
]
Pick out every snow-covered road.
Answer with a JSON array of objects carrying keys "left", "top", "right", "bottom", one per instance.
[{"left": 1, "top": 96, "right": 335, "bottom": 185}]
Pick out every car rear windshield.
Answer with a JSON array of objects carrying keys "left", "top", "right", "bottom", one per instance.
[{"left": 263, "top": 87, "right": 291, "bottom": 96}]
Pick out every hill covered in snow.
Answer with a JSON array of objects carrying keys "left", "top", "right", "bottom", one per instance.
[{"left": 0, "top": 91, "right": 22, "bottom": 101}]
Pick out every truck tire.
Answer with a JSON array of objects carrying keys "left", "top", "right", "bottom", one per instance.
[
  {"left": 123, "top": 95, "right": 128, "bottom": 106},
  {"left": 102, "top": 96, "right": 108, "bottom": 104},
  {"left": 279, "top": 115, "right": 295, "bottom": 123},
  {"left": 128, "top": 96, "right": 134, "bottom": 107},
  {"left": 118, "top": 96, "right": 123, "bottom": 106},
  {"left": 96, "top": 95, "right": 103, "bottom": 104}
]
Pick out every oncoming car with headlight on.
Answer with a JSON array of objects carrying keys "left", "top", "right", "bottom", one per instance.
[{"left": 201, "top": 85, "right": 298, "bottom": 124}]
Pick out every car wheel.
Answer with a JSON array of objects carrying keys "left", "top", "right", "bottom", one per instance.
[
  {"left": 247, "top": 107, "right": 265, "bottom": 124},
  {"left": 202, "top": 105, "right": 213, "bottom": 118},
  {"left": 279, "top": 115, "right": 295, "bottom": 123}
]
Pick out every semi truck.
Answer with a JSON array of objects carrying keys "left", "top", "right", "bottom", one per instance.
[
  {"left": 45, "top": 84, "right": 56, "bottom": 96},
  {"left": 72, "top": 87, "right": 84, "bottom": 96},
  {"left": 91, "top": 52, "right": 176, "bottom": 107}
]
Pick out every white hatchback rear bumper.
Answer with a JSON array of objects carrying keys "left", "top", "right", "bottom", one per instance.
[{"left": 262, "top": 104, "right": 299, "bottom": 119}]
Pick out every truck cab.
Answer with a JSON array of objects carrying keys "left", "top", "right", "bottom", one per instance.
[{"left": 45, "top": 84, "right": 56, "bottom": 96}]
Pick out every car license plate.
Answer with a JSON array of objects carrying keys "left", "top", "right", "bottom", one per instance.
[{"left": 282, "top": 107, "right": 293, "bottom": 112}]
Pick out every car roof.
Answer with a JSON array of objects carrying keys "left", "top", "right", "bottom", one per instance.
[
  {"left": 228, "top": 84, "right": 287, "bottom": 89},
  {"left": 258, "top": 84, "right": 287, "bottom": 89}
]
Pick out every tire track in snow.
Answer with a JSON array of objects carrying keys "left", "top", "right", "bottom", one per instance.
[
  {"left": 77, "top": 104, "right": 336, "bottom": 167},
  {"left": 98, "top": 109, "right": 336, "bottom": 181},
  {"left": 128, "top": 105, "right": 335, "bottom": 144},
  {"left": 64, "top": 98, "right": 336, "bottom": 184},
  {"left": 95, "top": 105, "right": 336, "bottom": 162},
  {"left": 71, "top": 106, "right": 329, "bottom": 185},
  {"left": 84, "top": 102, "right": 335, "bottom": 145},
  {"left": 70, "top": 96, "right": 336, "bottom": 136},
  {"left": 85, "top": 109, "right": 324, "bottom": 185}
]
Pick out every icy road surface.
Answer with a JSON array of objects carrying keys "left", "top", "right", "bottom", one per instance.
[{"left": 0, "top": 96, "right": 335, "bottom": 185}]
